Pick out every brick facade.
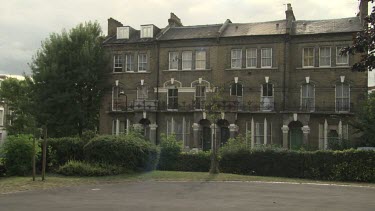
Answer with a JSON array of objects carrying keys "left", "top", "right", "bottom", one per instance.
[{"left": 100, "top": 3, "right": 368, "bottom": 150}]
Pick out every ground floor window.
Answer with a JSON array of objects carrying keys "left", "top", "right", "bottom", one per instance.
[
  {"left": 167, "top": 116, "right": 191, "bottom": 147},
  {"left": 112, "top": 119, "right": 127, "bottom": 135},
  {"left": 254, "top": 122, "right": 272, "bottom": 145}
]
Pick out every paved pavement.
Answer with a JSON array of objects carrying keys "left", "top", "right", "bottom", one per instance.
[{"left": 1, "top": 181, "right": 375, "bottom": 210}]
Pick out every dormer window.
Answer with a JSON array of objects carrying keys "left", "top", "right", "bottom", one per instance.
[
  {"left": 141, "top": 25, "right": 153, "bottom": 38},
  {"left": 117, "top": 27, "right": 129, "bottom": 39}
]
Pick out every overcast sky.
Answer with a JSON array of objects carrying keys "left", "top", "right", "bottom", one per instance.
[{"left": 0, "top": 0, "right": 374, "bottom": 84}]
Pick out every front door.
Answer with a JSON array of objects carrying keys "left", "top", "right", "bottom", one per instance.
[
  {"left": 220, "top": 127, "right": 230, "bottom": 146},
  {"left": 290, "top": 127, "right": 303, "bottom": 150}
]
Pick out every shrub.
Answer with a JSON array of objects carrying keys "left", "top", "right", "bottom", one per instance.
[
  {"left": 158, "top": 133, "right": 182, "bottom": 170},
  {"left": 175, "top": 151, "right": 210, "bottom": 172},
  {"left": 48, "top": 137, "right": 87, "bottom": 168},
  {"left": 220, "top": 148, "right": 375, "bottom": 182},
  {"left": 1, "top": 134, "right": 39, "bottom": 176},
  {"left": 83, "top": 132, "right": 158, "bottom": 171},
  {"left": 219, "top": 134, "right": 249, "bottom": 155},
  {"left": 57, "top": 160, "right": 125, "bottom": 176},
  {"left": 0, "top": 157, "right": 6, "bottom": 177},
  {"left": 327, "top": 138, "right": 353, "bottom": 150}
]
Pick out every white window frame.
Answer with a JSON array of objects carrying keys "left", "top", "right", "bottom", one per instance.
[
  {"left": 138, "top": 54, "right": 147, "bottom": 72},
  {"left": 194, "top": 85, "right": 206, "bottom": 110},
  {"left": 302, "top": 47, "right": 315, "bottom": 68},
  {"left": 117, "top": 27, "right": 129, "bottom": 39},
  {"left": 182, "top": 51, "right": 192, "bottom": 70},
  {"left": 246, "top": 48, "right": 257, "bottom": 68},
  {"left": 260, "top": 83, "right": 274, "bottom": 111},
  {"left": 335, "top": 83, "right": 350, "bottom": 112},
  {"left": 231, "top": 49, "right": 242, "bottom": 69},
  {"left": 336, "top": 47, "right": 349, "bottom": 65},
  {"left": 141, "top": 25, "right": 153, "bottom": 38},
  {"left": 261, "top": 48, "right": 272, "bottom": 68},
  {"left": 319, "top": 47, "right": 331, "bottom": 67},
  {"left": 300, "top": 83, "right": 315, "bottom": 111},
  {"left": 195, "top": 50, "right": 206, "bottom": 70},
  {"left": 169, "top": 52, "right": 179, "bottom": 70},
  {"left": 113, "top": 55, "right": 123, "bottom": 72},
  {"left": 167, "top": 88, "right": 178, "bottom": 110},
  {"left": 125, "top": 54, "right": 133, "bottom": 72}
]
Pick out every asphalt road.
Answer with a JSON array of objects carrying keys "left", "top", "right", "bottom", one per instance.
[{"left": 1, "top": 181, "right": 375, "bottom": 211}]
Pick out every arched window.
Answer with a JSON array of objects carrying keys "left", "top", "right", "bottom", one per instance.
[
  {"left": 301, "top": 83, "right": 315, "bottom": 111},
  {"left": 336, "top": 83, "right": 350, "bottom": 112},
  {"left": 260, "top": 83, "right": 274, "bottom": 111}
]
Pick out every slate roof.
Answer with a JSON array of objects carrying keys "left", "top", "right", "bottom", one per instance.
[
  {"left": 103, "top": 17, "right": 362, "bottom": 44},
  {"left": 157, "top": 24, "right": 222, "bottom": 40},
  {"left": 293, "top": 17, "right": 362, "bottom": 35},
  {"left": 221, "top": 20, "right": 286, "bottom": 37}
]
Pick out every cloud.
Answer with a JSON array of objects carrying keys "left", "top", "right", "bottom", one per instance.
[{"left": 0, "top": 0, "right": 369, "bottom": 76}]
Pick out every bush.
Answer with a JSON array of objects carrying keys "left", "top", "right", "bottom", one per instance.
[
  {"left": 327, "top": 138, "right": 353, "bottom": 150},
  {"left": 0, "top": 157, "right": 6, "bottom": 177},
  {"left": 57, "top": 160, "right": 125, "bottom": 176},
  {"left": 219, "top": 134, "right": 249, "bottom": 155},
  {"left": 158, "top": 133, "right": 182, "bottom": 170},
  {"left": 220, "top": 148, "right": 375, "bottom": 182},
  {"left": 48, "top": 137, "right": 87, "bottom": 168},
  {"left": 175, "top": 151, "right": 210, "bottom": 172},
  {"left": 1, "top": 135, "right": 39, "bottom": 176},
  {"left": 83, "top": 132, "right": 158, "bottom": 171}
]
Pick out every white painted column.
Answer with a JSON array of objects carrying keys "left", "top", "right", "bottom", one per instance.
[
  {"left": 126, "top": 119, "right": 130, "bottom": 134},
  {"left": 281, "top": 125, "right": 289, "bottom": 148},
  {"left": 149, "top": 123, "right": 158, "bottom": 145},
  {"left": 192, "top": 123, "right": 200, "bottom": 148},
  {"left": 182, "top": 116, "right": 186, "bottom": 148},
  {"left": 324, "top": 119, "right": 328, "bottom": 150},
  {"left": 338, "top": 120, "right": 343, "bottom": 140},
  {"left": 251, "top": 118, "right": 255, "bottom": 149},
  {"left": 115, "top": 118, "right": 120, "bottom": 136},
  {"left": 210, "top": 124, "right": 218, "bottom": 150},
  {"left": 264, "top": 118, "right": 267, "bottom": 145},
  {"left": 302, "top": 125, "right": 310, "bottom": 145}
]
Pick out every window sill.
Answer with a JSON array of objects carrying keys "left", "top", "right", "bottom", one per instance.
[
  {"left": 111, "top": 71, "right": 151, "bottom": 74},
  {"left": 162, "top": 69, "right": 212, "bottom": 72},
  {"left": 225, "top": 67, "right": 278, "bottom": 71},
  {"left": 297, "top": 66, "right": 351, "bottom": 70}
]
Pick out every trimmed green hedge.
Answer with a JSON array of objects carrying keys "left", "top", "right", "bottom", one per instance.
[
  {"left": 158, "top": 151, "right": 210, "bottom": 172},
  {"left": 220, "top": 149, "right": 375, "bottom": 182},
  {"left": 48, "top": 137, "right": 87, "bottom": 167},
  {"left": 57, "top": 160, "right": 125, "bottom": 176},
  {"left": 83, "top": 133, "right": 158, "bottom": 171}
]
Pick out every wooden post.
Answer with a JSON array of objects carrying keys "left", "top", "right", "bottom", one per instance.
[
  {"left": 42, "top": 126, "right": 47, "bottom": 181},
  {"left": 32, "top": 137, "right": 36, "bottom": 181}
]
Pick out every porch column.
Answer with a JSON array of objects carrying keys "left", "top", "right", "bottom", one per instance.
[
  {"left": 251, "top": 118, "right": 255, "bottom": 148},
  {"left": 192, "top": 123, "right": 200, "bottom": 148},
  {"left": 324, "top": 119, "right": 328, "bottom": 150},
  {"left": 115, "top": 118, "right": 120, "bottom": 136},
  {"left": 302, "top": 125, "right": 310, "bottom": 145},
  {"left": 281, "top": 125, "right": 289, "bottom": 148},
  {"left": 149, "top": 124, "right": 158, "bottom": 145},
  {"left": 210, "top": 124, "right": 218, "bottom": 150},
  {"left": 228, "top": 124, "right": 239, "bottom": 139}
]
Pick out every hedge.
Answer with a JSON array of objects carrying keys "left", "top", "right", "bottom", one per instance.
[
  {"left": 48, "top": 137, "right": 87, "bottom": 167},
  {"left": 158, "top": 151, "right": 210, "bottom": 172},
  {"left": 57, "top": 160, "right": 126, "bottom": 176},
  {"left": 220, "top": 149, "right": 375, "bottom": 182},
  {"left": 83, "top": 133, "right": 158, "bottom": 171}
]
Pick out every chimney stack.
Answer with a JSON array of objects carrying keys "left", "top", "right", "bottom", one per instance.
[
  {"left": 168, "top": 13, "right": 183, "bottom": 27},
  {"left": 285, "top": 3, "right": 296, "bottom": 32},
  {"left": 358, "top": 0, "right": 369, "bottom": 28},
  {"left": 108, "top": 18, "right": 123, "bottom": 37}
]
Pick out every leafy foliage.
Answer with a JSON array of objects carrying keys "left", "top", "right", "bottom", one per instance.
[
  {"left": 83, "top": 132, "right": 158, "bottom": 171},
  {"left": 48, "top": 137, "right": 87, "bottom": 168},
  {"left": 351, "top": 92, "right": 375, "bottom": 147},
  {"left": 220, "top": 148, "right": 375, "bottom": 182},
  {"left": 57, "top": 160, "right": 126, "bottom": 176},
  {"left": 158, "top": 133, "right": 182, "bottom": 170},
  {"left": 1, "top": 135, "right": 39, "bottom": 176},
  {"left": 30, "top": 21, "right": 109, "bottom": 137},
  {"left": 0, "top": 78, "right": 38, "bottom": 135},
  {"left": 342, "top": 0, "right": 374, "bottom": 71},
  {"left": 219, "top": 134, "right": 249, "bottom": 155}
]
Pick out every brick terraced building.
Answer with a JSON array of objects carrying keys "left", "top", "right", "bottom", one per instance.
[{"left": 100, "top": 2, "right": 369, "bottom": 150}]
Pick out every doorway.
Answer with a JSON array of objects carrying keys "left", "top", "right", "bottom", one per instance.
[{"left": 288, "top": 121, "right": 303, "bottom": 150}]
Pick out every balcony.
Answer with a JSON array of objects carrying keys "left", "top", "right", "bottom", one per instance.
[
  {"left": 285, "top": 100, "right": 354, "bottom": 114},
  {"left": 108, "top": 99, "right": 158, "bottom": 112}
]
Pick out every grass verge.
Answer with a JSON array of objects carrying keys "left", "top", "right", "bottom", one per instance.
[{"left": 1, "top": 171, "right": 374, "bottom": 194}]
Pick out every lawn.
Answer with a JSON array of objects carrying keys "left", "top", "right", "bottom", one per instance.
[{"left": 1, "top": 171, "right": 374, "bottom": 194}]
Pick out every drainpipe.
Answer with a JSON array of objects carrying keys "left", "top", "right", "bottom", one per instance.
[{"left": 155, "top": 41, "right": 160, "bottom": 144}]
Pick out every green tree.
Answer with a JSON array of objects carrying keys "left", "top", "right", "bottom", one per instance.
[
  {"left": 342, "top": 0, "right": 374, "bottom": 71},
  {"left": 352, "top": 92, "right": 375, "bottom": 147},
  {"left": 0, "top": 77, "right": 38, "bottom": 135},
  {"left": 30, "top": 21, "right": 108, "bottom": 137}
]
